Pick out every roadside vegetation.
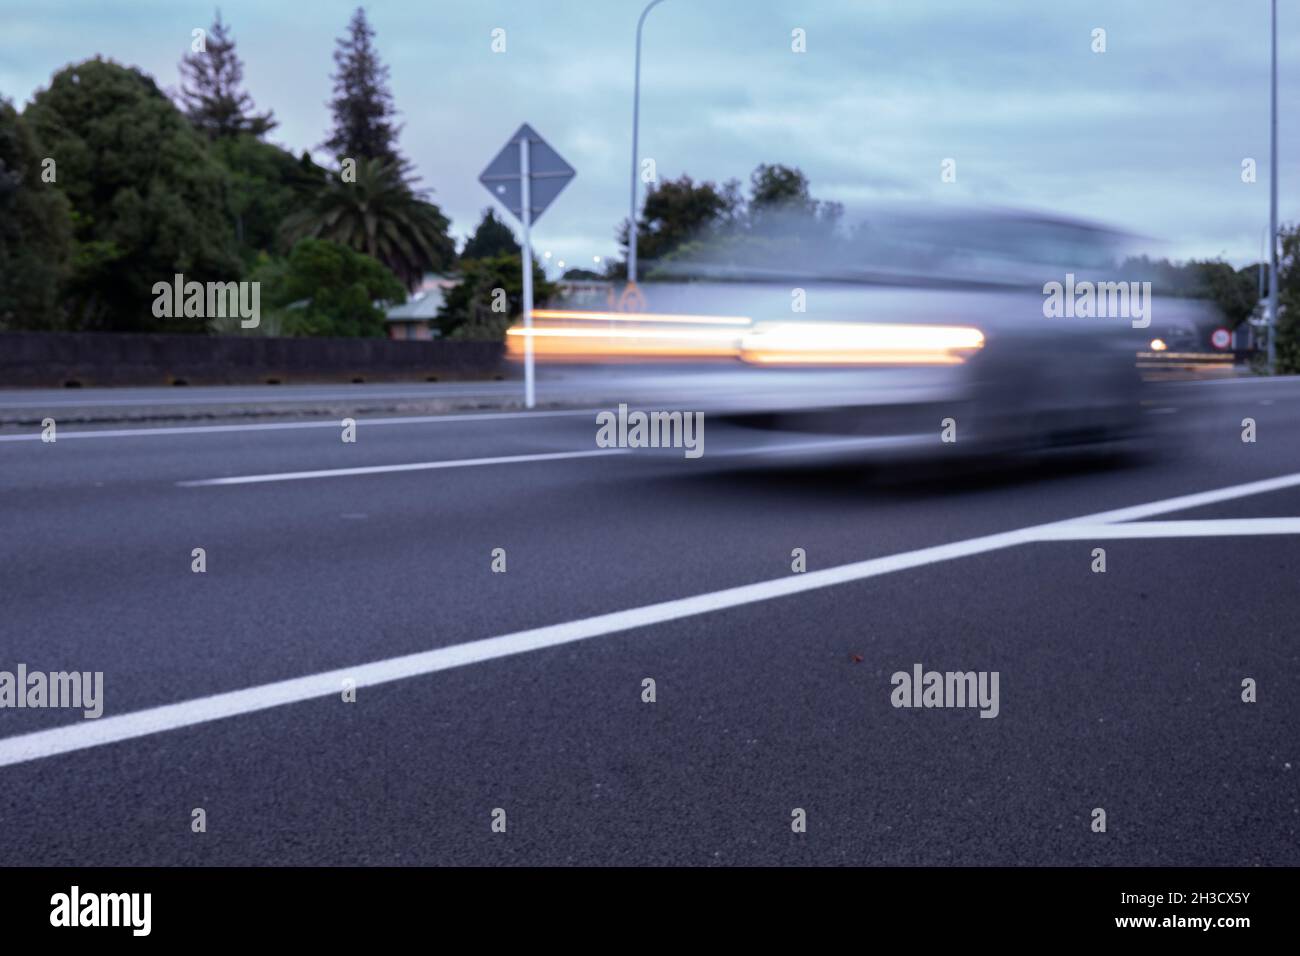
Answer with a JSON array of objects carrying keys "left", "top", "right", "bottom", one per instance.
[{"left": 0, "top": 7, "right": 1293, "bottom": 360}]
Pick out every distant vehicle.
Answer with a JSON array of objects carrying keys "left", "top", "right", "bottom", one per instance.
[{"left": 1138, "top": 306, "right": 1237, "bottom": 379}]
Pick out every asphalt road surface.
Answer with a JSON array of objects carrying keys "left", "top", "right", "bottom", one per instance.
[{"left": 0, "top": 376, "right": 1296, "bottom": 865}]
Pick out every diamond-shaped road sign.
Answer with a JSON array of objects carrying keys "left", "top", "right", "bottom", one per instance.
[
  {"left": 478, "top": 124, "right": 576, "bottom": 410},
  {"left": 478, "top": 124, "right": 575, "bottom": 225}
]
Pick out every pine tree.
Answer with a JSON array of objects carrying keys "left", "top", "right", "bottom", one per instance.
[
  {"left": 178, "top": 11, "right": 275, "bottom": 139},
  {"left": 324, "top": 7, "right": 404, "bottom": 168},
  {"left": 461, "top": 209, "right": 520, "bottom": 261}
]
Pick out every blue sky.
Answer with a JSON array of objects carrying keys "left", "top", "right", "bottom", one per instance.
[{"left": 3, "top": 0, "right": 1296, "bottom": 271}]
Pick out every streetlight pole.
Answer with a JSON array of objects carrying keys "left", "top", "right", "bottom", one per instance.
[
  {"left": 629, "top": 0, "right": 667, "bottom": 285},
  {"left": 1268, "top": 0, "right": 1279, "bottom": 373}
]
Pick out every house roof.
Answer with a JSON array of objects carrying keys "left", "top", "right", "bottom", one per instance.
[{"left": 386, "top": 273, "right": 456, "bottom": 323}]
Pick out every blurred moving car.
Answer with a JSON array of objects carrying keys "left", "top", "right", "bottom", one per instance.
[{"left": 508, "top": 207, "right": 1227, "bottom": 463}]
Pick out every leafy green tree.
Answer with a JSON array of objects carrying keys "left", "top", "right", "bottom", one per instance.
[
  {"left": 25, "top": 58, "right": 242, "bottom": 332},
  {"left": 461, "top": 208, "right": 520, "bottom": 260},
  {"left": 282, "top": 156, "right": 454, "bottom": 291},
  {"left": 1274, "top": 224, "right": 1300, "bottom": 374},
  {"left": 252, "top": 238, "right": 405, "bottom": 337},
  {"left": 615, "top": 174, "right": 742, "bottom": 276},
  {"left": 748, "top": 163, "right": 815, "bottom": 212},
  {"left": 1187, "top": 260, "right": 1259, "bottom": 328},
  {"left": 1120, "top": 255, "right": 1261, "bottom": 328},
  {"left": 746, "top": 163, "right": 843, "bottom": 238},
  {"left": 324, "top": 7, "right": 403, "bottom": 168},
  {"left": 615, "top": 164, "right": 842, "bottom": 277},
  {"left": 0, "top": 97, "right": 73, "bottom": 330},
  {"left": 437, "top": 253, "right": 555, "bottom": 341},
  {"left": 178, "top": 11, "right": 275, "bottom": 139},
  {"left": 214, "top": 135, "right": 326, "bottom": 265}
]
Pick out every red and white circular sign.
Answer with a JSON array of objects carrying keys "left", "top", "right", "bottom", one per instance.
[{"left": 1210, "top": 327, "right": 1231, "bottom": 350}]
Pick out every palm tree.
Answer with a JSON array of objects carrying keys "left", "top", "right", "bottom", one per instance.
[{"left": 283, "top": 158, "right": 454, "bottom": 291}]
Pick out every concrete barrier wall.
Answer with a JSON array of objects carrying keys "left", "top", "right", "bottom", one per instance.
[{"left": 0, "top": 332, "right": 506, "bottom": 387}]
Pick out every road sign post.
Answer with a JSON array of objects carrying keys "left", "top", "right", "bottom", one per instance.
[
  {"left": 479, "top": 125, "right": 575, "bottom": 410},
  {"left": 519, "top": 137, "right": 534, "bottom": 408}
]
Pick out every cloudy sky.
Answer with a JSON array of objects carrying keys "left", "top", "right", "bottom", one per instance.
[{"left": 3, "top": 0, "right": 1297, "bottom": 272}]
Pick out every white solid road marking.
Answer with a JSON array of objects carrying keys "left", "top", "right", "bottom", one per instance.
[
  {"left": 1197, "top": 374, "right": 1300, "bottom": 386},
  {"left": 0, "top": 409, "right": 597, "bottom": 442},
  {"left": 1049, "top": 470, "right": 1300, "bottom": 525},
  {"left": 1036, "top": 518, "right": 1300, "bottom": 539},
  {"left": 2, "top": 469, "right": 1300, "bottom": 768},
  {"left": 177, "top": 448, "right": 627, "bottom": 486}
]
